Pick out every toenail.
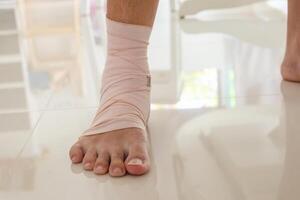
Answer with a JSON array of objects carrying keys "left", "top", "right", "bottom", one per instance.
[
  {"left": 95, "top": 165, "right": 105, "bottom": 172},
  {"left": 113, "top": 168, "right": 123, "bottom": 174},
  {"left": 71, "top": 156, "right": 77, "bottom": 162},
  {"left": 128, "top": 158, "right": 143, "bottom": 166},
  {"left": 84, "top": 163, "right": 91, "bottom": 168}
]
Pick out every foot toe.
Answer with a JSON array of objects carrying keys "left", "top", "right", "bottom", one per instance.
[
  {"left": 94, "top": 151, "right": 110, "bottom": 175},
  {"left": 109, "top": 151, "right": 126, "bottom": 177},
  {"left": 82, "top": 149, "right": 97, "bottom": 171},
  {"left": 69, "top": 143, "right": 84, "bottom": 164},
  {"left": 125, "top": 143, "right": 150, "bottom": 176}
]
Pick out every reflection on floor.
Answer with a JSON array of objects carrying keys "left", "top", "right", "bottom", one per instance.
[{"left": 1, "top": 1, "right": 300, "bottom": 200}]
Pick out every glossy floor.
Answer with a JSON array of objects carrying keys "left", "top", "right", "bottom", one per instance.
[{"left": 1, "top": 1, "right": 300, "bottom": 200}]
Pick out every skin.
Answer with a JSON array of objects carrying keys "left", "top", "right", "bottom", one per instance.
[
  {"left": 69, "top": 0, "right": 159, "bottom": 177},
  {"left": 281, "top": 0, "right": 300, "bottom": 82}
]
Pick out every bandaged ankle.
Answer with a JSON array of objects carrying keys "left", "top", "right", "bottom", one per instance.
[{"left": 82, "top": 18, "right": 152, "bottom": 136}]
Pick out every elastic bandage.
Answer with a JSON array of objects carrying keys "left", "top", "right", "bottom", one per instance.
[{"left": 82, "top": 18, "right": 152, "bottom": 136}]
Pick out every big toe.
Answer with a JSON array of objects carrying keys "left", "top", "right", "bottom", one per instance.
[
  {"left": 125, "top": 143, "right": 150, "bottom": 176},
  {"left": 69, "top": 143, "right": 84, "bottom": 164}
]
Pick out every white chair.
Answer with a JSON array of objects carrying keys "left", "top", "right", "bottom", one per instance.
[{"left": 172, "top": 0, "right": 270, "bottom": 18}]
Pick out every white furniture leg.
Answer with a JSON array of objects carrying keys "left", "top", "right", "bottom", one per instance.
[{"left": 170, "top": 0, "right": 178, "bottom": 11}]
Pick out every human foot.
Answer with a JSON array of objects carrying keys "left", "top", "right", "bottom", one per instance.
[
  {"left": 281, "top": 1, "right": 300, "bottom": 83},
  {"left": 281, "top": 40, "right": 300, "bottom": 82},
  {"left": 69, "top": 19, "right": 152, "bottom": 177},
  {"left": 281, "top": 59, "right": 300, "bottom": 82},
  {"left": 281, "top": 31, "right": 300, "bottom": 82},
  {"left": 69, "top": 127, "right": 150, "bottom": 177}
]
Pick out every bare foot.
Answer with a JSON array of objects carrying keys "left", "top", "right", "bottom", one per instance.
[
  {"left": 69, "top": 128, "right": 150, "bottom": 177},
  {"left": 281, "top": 56, "right": 300, "bottom": 82},
  {"left": 281, "top": 0, "right": 300, "bottom": 82}
]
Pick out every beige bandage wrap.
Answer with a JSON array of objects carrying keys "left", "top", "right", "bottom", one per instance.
[{"left": 82, "top": 18, "right": 152, "bottom": 136}]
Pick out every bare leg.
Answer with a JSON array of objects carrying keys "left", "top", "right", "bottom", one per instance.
[
  {"left": 107, "top": 0, "right": 158, "bottom": 26},
  {"left": 69, "top": 0, "right": 159, "bottom": 177},
  {"left": 281, "top": 0, "right": 300, "bottom": 82}
]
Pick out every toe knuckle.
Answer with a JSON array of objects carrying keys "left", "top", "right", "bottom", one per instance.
[
  {"left": 110, "top": 150, "right": 124, "bottom": 158},
  {"left": 97, "top": 161, "right": 108, "bottom": 167}
]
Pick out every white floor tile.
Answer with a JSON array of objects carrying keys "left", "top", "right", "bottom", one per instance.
[{"left": 1, "top": 1, "right": 300, "bottom": 200}]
